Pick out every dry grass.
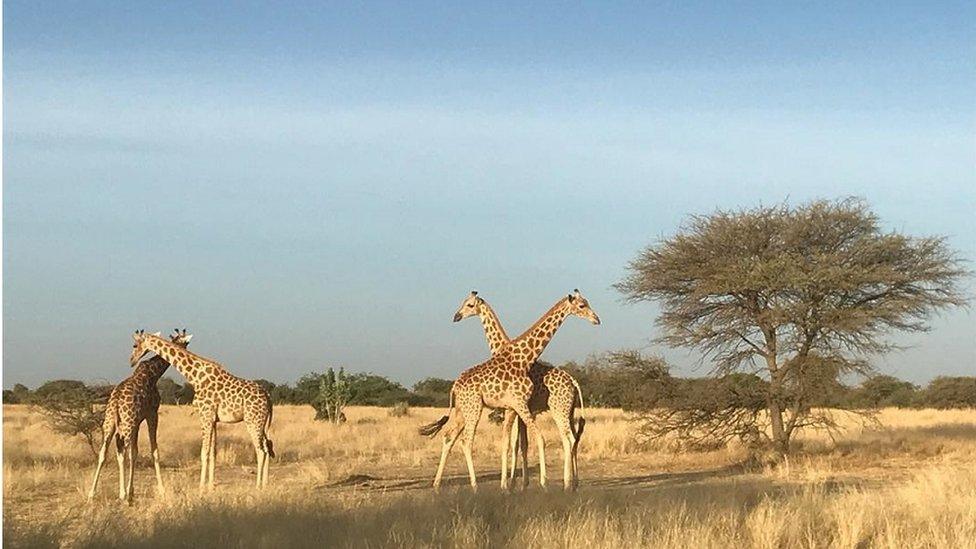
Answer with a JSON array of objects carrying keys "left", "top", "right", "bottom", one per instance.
[{"left": 3, "top": 404, "right": 975, "bottom": 548}]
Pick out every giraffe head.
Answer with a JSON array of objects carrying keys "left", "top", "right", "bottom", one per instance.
[
  {"left": 129, "top": 328, "right": 193, "bottom": 366},
  {"left": 453, "top": 290, "right": 484, "bottom": 322},
  {"left": 170, "top": 327, "right": 194, "bottom": 347},
  {"left": 565, "top": 289, "right": 601, "bottom": 325},
  {"left": 129, "top": 330, "right": 162, "bottom": 366}
]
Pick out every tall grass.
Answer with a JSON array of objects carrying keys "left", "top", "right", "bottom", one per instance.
[{"left": 4, "top": 405, "right": 975, "bottom": 548}]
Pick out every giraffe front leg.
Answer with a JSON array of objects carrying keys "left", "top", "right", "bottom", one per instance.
[
  {"left": 147, "top": 413, "right": 165, "bottom": 497},
  {"left": 199, "top": 420, "right": 214, "bottom": 492},
  {"left": 500, "top": 410, "right": 517, "bottom": 489}
]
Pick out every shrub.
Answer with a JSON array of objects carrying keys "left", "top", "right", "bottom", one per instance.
[
  {"left": 916, "top": 377, "right": 976, "bottom": 409},
  {"left": 312, "top": 368, "right": 352, "bottom": 424},
  {"left": 388, "top": 402, "right": 410, "bottom": 417},
  {"left": 33, "top": 381, "right": 104, "bottom": 456}
]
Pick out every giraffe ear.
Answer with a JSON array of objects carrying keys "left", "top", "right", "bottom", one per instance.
[{"left": 184, "top": 334, "right": 193, "bottom": 343}]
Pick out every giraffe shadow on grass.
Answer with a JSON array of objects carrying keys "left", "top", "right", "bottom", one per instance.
[{"left": 325, "top": 462, "right": 763, "bottom": 494}]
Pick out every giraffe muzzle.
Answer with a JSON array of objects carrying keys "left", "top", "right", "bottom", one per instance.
[{"left": 453, "top": 312, "right": 463, "bottom": 322}]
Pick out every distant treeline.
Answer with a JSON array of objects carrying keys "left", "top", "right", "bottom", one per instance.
[{"left": 4, "top": 355, "right": 975, "bottom": 410}]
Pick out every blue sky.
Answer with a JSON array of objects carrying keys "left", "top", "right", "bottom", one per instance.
[{"left": 4, "top": 2, "right": 974, "bottom": 389}]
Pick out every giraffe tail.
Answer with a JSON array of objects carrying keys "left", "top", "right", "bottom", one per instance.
[
  {"left": 418, "top": 388, "right": 453, "bottom": 437},
  {"left": 571, "top": 377, "right": 586, "bottom": 443},
  {"left": 264, "top": 408, "right": 276, "bottom": 459},
  {"left": 419, "top": 415, "right": 450, "bottom": 437}
]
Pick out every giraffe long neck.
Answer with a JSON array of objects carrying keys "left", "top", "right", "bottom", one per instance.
[
  {"left": 135, "top": 355, "right": 171, "bottom": 383},
  {"left": 512, "top": 298, "right": 571, "bottom": 366},
  {"left": 478, "top": 302, "right": 511, "bottom": 356},
  {"left": 144, "top": 336, "right": 209, "bottom": 386}
]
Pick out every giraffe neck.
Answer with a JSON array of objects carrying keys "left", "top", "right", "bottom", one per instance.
[
  {"left": 144, "top": 336, "right": 210, "bottom": 386},
  {"left": 134, "top": 355, "right": 171, "bottom": 383},
  {"left": 478, "top": 302, "right": 511, "bottom": 355},
  {"left": 511, "top": 298, "right": 571, "bottom": 366}
]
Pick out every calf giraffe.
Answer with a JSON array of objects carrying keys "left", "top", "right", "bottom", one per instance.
[
  {"left": 420, "top": 290, "right": 599, "bottom": 492},
  {"left": 129, "top": 330, "right": 275, "bottom": 490},
  {"left": 88, "top": 329, "right": 193, "bottom": 503},
  {"left": 453, "top": 291, "right": 586, "bottom": 490}
]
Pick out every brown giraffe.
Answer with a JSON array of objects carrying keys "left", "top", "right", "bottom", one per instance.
[
  {"left": 420, "top": 290, "right": 599, "bottom": 492},
  {"left": 453, "top": 291, "right": 586, "bottom": 490},
  {"left": 88, "top": 329, "right": 193, "bottom": 503},
  {"left": 129, "top": 330, "right": 275, "bottom": 490}
]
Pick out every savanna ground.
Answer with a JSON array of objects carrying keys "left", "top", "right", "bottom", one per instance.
[{"left": 3, "top": 404, "right": 975, "bottom": 548}]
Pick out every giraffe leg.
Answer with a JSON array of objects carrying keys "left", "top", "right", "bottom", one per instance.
[
  {"left": 208, "top": 424, "right": 217, "bottom": 489},
  {"left": 459, "top": 400, "right": 483, "bottom": 492},
  {"left": 88, "top": 423, "right": 115, "bottom": 502},
  {"left": 199, "top": 420, "right": 214, "bottom": 491},
  {"left": 125, "top": 434, "right": 138, "bottom": 504},
  {"left": 552, "top": 414, "right": 577, "bottom": 491},
  {"left": 510, "top": 402, "right": 546, "bottom": 489},
  {"left": 248, "top": 426, "right": 266, "bottom": 489},
  {"left": 508, "top": 418, "right": 519, "bottom": 483},
  {"left": 147, "top": 412, "right": 165, "bottom": 497},
  {"left": 500, "top": 410, "right": 517, "bottom": 489},
  {"left": 571, "top": 414, "right": 582, "bottom": 490},
  {"left": 259, "top": 435, "right": 270, "bottom": 488},
  {"left": 432, "top": 417, "right": 462, "bottom": 491},
  {"left": 517, "top": 419, "right": 529, "bottom": 490},
  {"left": 253, "top": 446, "right": 265, "bottom": 489},
  {"left": 115, "top": 436, "right": 127, "bottom": 501}
]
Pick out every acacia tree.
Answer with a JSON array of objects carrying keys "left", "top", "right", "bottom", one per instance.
[{"left": 616, "top": 199, "right": 967, "bottom": 454}]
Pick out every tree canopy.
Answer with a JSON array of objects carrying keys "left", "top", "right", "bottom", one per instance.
[{"left": 617, "top": 198, "right": 968, "bottom": 453}]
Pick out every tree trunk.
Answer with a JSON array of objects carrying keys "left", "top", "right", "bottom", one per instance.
[{"left": 767, "top": 397, "right": 790, "bottom": 455}]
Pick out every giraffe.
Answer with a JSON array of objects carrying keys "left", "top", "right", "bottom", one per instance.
[
  {"left": 453, "top": 291, "right": 587, "bottom": 490},
  {"left": 420, "top": 290, "right": 599, "bottom": 492},
  {"left": 129, "top": 330, "right": 275, "bottom": 490},
  {"left": 88, "top": 328, "right": 193, "bottom": 503}
]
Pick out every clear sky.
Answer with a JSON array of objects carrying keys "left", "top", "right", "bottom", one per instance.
[{"left": 3, "top": 2, "right": 974, "bottom": 389}]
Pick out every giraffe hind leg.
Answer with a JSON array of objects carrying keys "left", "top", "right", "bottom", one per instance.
[
  {"left": 208, "top": 425, "right": 217, "bottom": 489},
  {"left": 459, "top": 400, "right": 483, "bottom": 492},
  {"left": 147, "top": 412, "right": 165, "bottom": 497},
  {"left": 125, "top": 433, "right": 139, "bottom": 503},
  {"left": 115, "top": 434, "right": 127, "bottom": 501},
  {"left": 509, "top": 401, "right": 545, "bottom": 489},
  {"left": 518, "top": 419, "right": 529, "bottom": 490},
  {"left": 500, "top": 410, "right": 517, "bottom": 489},
  {"left": 88, "top": 421, "right": 116, "bottom": 501},
  {"left": 432, "top": 414, "right": 463, "bottom": 491}
]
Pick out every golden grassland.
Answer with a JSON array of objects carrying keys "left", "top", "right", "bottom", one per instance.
[{"left": 3, "top": 404, "right": 976, "bottom": 548}]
